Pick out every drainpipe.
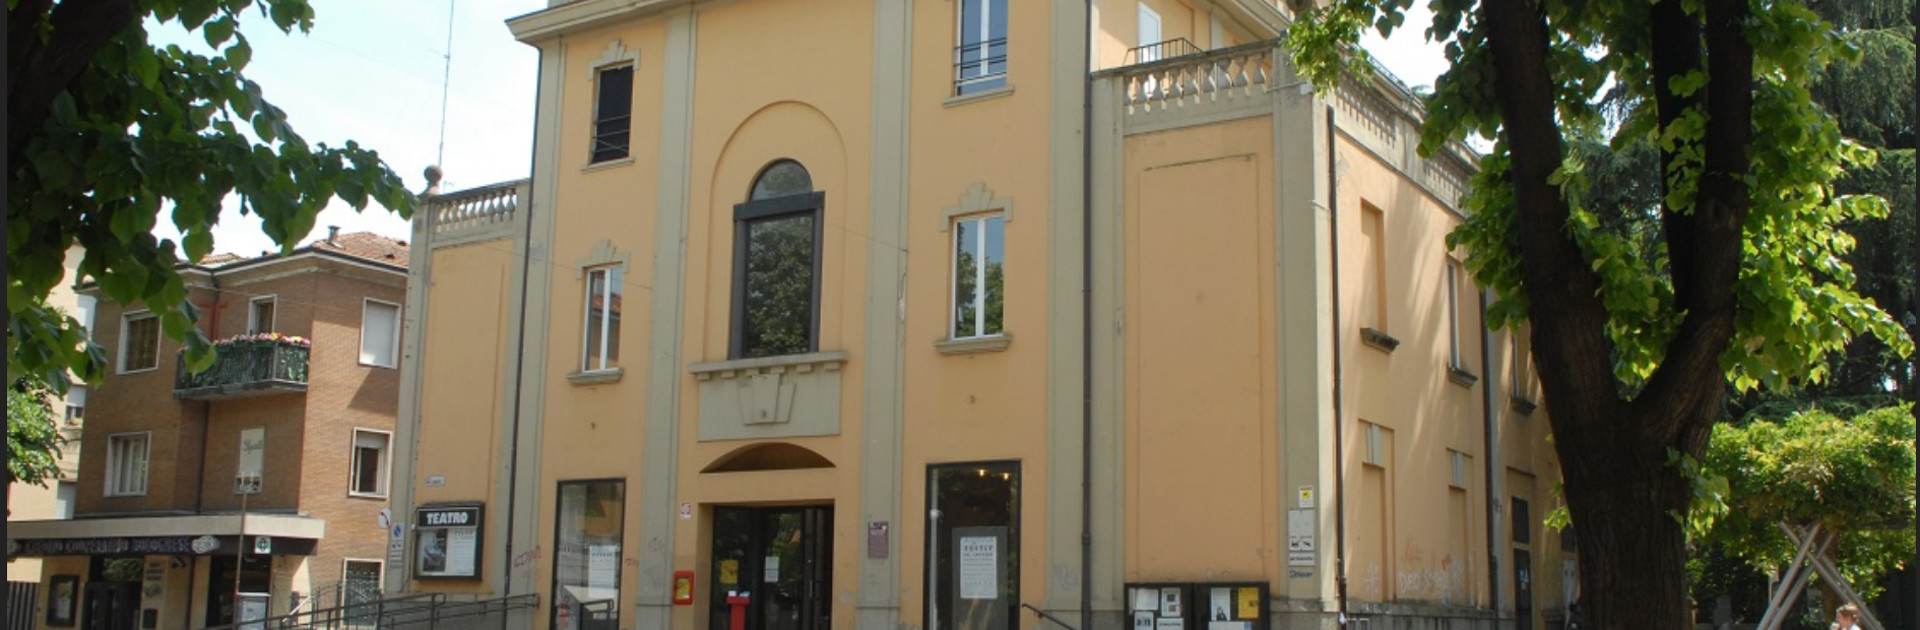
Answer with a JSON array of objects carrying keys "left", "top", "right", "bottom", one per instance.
[
  {"left": 1079, "top": 4, "right": 1096, "bottom": 630},
  {"left": 499, "top": 49, "right": 548, "bottom": 629},
  {"left": 1480, "top": 289, "right": 1503, "bottom": 621},
  {"left": 195, "top": 268, "right": 221, "bottom": 514},
  {"left": 1325, "top": 105, "right": 1350, "bottom": 626}
]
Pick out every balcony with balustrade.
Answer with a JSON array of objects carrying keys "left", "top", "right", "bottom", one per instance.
[{"left": 174, "top": 336, "right": 311, "bottom": 400}]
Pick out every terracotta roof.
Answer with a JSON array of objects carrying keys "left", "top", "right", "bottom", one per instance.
[
  {"left": 195, "top": 231, "right": 410, "bottom": 271},
  {"left": 313, "top": 231, "right": 410, "bottom": 267}
]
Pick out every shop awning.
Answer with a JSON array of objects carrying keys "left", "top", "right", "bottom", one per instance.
[{"left": 6, "top": 513, "right": 326, "bottom": 557}]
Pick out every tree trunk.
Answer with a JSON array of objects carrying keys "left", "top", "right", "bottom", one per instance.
[{"left": 1554, "top": 407, "right": 1709, "bottom": 629}]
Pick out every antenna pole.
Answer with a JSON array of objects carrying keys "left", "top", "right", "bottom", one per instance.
[{"left": 435, "top": 0, "right": 457, "bottom": 168}]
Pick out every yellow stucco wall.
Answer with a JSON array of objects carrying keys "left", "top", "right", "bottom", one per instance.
[
  {"left": 410, "top": 242, "right": 517, "bottom": 595},
  {"left": 1120, "top": 117, "right": 1279, "bottom": 582}
]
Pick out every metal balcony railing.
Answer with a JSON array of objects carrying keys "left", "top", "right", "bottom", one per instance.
[
  {"left": 174, "top": 338, "right": 310, "bottom": 400},
  {"left": 1125, "top": 37, "right": 1202, "bottom": 65}
]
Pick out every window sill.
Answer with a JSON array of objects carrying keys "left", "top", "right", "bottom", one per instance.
[
  {"left": 117, "top": 366, "right": 159, "bottom": 375},
  {"left": 1447, "top": 366, "right": 1479, "bottom": 388},
  {"left": 568, "top": 367, "right": 625, "bottom": 386},
  {"left": 690, "top": 350, "right": 851, "bottom": 379},
  {"left": 358, "top": 361, "right": 398, "bottom": 370},
  {"left": 348, "top": 492, "right": 390, "bottom": 500},
  {"left": 583, "top": 156, "right": 634, "bottom": 173},
  {"left": 104, "top": 492, "right": 148, "bottom": 498},
  {"left": 944, "top": 84, "right": 1015, "bottom": 108},
  {"left": 935, "top": 334, "right": 1012, "bottom": 355},
  {"left": 1360, "top": 327, "right": 1400, "bottom": 353},
  {"left": 1510, "top": 395, "right": 1538, "bottom": 416}
]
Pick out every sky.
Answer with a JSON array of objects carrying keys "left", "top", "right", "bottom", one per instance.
[{"left": 151, "top": 1, "right": 1448, "bottom": 258}]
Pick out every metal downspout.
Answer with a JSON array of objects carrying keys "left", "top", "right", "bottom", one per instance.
[
  {"left": 1326, "top": 105, "right": 1350, "bottom": 626},
  {"left": 500, "top": 49, "right": 548, "bottom": 630},
  {"left": 1080, "top": 3, "right": 1096, "bottom": 630},
  {"left": 1480, "top": 289, "right": 1504, "bottom": 622}
]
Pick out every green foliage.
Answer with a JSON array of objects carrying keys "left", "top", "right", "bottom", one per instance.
[
  {"left": 7, "top": 0, "right": 414, "bottom": 393},
  {"left": 8, "top": 375, "right": 65, "bottom": 489},
  {"left": 1701, "top": 406, "right": 1917, "bottom": 599},
  {"left": 740, "top": 215, "right": 816, "bottom": 358},
  {"left": 1289, "top": 0, "right": 1912, "bottom": 397}
]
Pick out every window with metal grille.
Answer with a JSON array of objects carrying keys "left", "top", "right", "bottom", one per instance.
[
  {"left": 954, "top": 0, "right": 1007, "bottom": 95},
  {"left": 343, "top": 560, "right": 383, "bottom": 627},
  {"left": 592, "top": 65, "right": 633, "bottom": 163},
  {"left": 120, "top": 312, "right": 160, "bottom": 372}
]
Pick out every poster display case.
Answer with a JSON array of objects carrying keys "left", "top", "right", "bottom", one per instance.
[
  {"left": 414, "top": 504, "right": 483, "bottom": 579},
  {"left": 1125, "top": 582, "right": 1268, "bottom": 630}
]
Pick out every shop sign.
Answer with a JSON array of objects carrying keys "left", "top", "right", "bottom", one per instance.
[{"left": 16, "top": 537, "right": 197, "bottom": 556}]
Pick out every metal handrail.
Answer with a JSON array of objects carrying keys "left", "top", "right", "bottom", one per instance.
[
  {"left": 1022, "top": 602, "right": 1080, "bottom": 630},
  {"left": 1125, "top": 37, "right": 1201, "bottom": 65}
]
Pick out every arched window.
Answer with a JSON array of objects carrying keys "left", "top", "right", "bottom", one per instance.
[{"left": 731, "top": 160, "right": 825, "bottom": 358}]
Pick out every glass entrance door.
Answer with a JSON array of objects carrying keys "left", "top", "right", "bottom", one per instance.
[{"left": 709, "top": 506, "right": 833, "bottom": 630}]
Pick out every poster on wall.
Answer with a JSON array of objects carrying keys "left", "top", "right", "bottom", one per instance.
[
  {"left": 414, "top": 504, "right": 483, "bottom": 579},
  {"left": 950, "top": 526, "right": 1010, "bottom": 630}
]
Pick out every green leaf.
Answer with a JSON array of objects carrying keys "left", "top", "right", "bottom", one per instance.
[
  {"left": 225, "top": 36, "right": 252, "bottom": 72},
  {"left": 204, "top": 16, "right": 236, "bottom": 47},
  {"left": 129, "top": 48, "right": 160, "bottom": 88},
  {"left": 183, "top": 229, "right": 214, "bottom": 262}
]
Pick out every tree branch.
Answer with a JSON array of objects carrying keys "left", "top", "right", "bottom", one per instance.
[
  {"left": 1485, "top": 0, "right": 1619, "bottom": 432},
  {"left": 1636, "top": 0, "right": 1753, "bottom": 439},
  {"left": 7, "top": 0, "right": 143, "bottom": 168}
]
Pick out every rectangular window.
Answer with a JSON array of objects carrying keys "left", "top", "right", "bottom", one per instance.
[
  {"left": 1446, "top": 261, "right": 1463, "bottom": 370},
  {"left": 592, "top": 65, "right": 634, "bottom": 163},
  {"left": 1511, "top": 497, "right": 1531, "bottom": 544},
  {"left": 106, "top": 432, "right": 151, "bottom": 496},
  {"left": 343, "top": 559, "right": 383, "bottom": 624},
  {"left": 554, "top": 480, "right": 625, "bottom": 630},
  {"left": 1449, "top": 449, "right": 1470, "bottom": 489},
  {"left": 951, "top": 214, "right": 1006, "bottom": 339},
  {"left": 926, "top": 462, "right": 1020, "bottom": 630},
  {"left": 248, "top": 296, "right": 276, "bottom": 334},
  {"left": 55, "top": 481, "right": 77, "bottom": 518},
  {"left": 1138, "top": 4, "right": 1163, "bottom": 60},
  {"left": 64, "top": 385, "right": 86, "bottom": 426},
  {"left": 119, "top": 311, "right": 160, "bottom": 373},
  {"left": 1362, "top": 422, "right": 1387, "bottom": 466},
  {"left": 350, "top": 429, "right": 390, "bottom": 497},
  {"left": 732, "top": 194, "right": 823, "bottom": 359},
  {"left": 360, "top": 300, "right": 401, "bottom": 368},
  {"left": 582, "top": 266, "right": 624, "bottom": 372},
  {"left": 954, "top": 0, "right": 1008, "bottom": 94},
  {"left": 1361, "top": 205, "right": 1387, "bottom": 331}
]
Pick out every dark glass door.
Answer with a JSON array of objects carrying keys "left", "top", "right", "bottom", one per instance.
[
  {"left": 81, "top": 581, "right": 137, "bottom": 630},
  {"left": 710, "top": 506, "right": 833, "bottom": 630},
  {"left": 206, "top": 552, "right": 272, "bottom": 626}
]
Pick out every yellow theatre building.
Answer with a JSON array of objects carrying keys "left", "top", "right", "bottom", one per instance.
[{"left": 390, "top": 0, "right": 1573, "bottom": 628}]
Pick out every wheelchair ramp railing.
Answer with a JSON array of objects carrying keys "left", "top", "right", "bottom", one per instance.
[{"left": 196, "top": 591, "right": 539, "bottom": 630}]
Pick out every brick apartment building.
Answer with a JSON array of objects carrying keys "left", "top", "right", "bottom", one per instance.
[{"left": 8, "top": 230, "right": 408, "bottom": 630}]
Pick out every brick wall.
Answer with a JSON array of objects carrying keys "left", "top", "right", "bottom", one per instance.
[
  {"left": 74, "top": 285, "right": 208, "bottom": 516},
  {"left": 76, "top": 253, "right": 407, "bottom": 596}
]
